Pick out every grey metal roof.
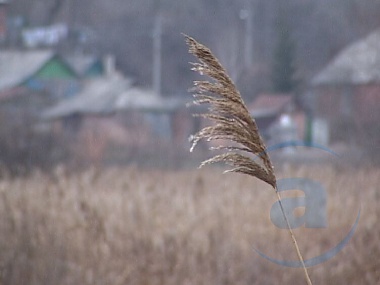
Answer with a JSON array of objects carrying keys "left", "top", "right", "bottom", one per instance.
[
  {"left": 41, "top": 74, "right": 131, "bottom": 119},
  {"left": 41, "top": 74, "right": 185, "bottom": 120},
  {"left": 312, "top": 30, "right": 380, "bottom": 86},
  {"left": 63, "top": 54, "right": 99, "bottom": 76},
  {"left": 115, "top": 88, "right": 184, "bottom": 112},
  {"left": 0, "top": 50, "right": 55, "bottom": 91}
]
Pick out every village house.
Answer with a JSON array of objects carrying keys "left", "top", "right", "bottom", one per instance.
[
  {"left": 0, "top": 50, "right": 78, "bottom": 101},
  {"left": 0, "top": 49, "right": 80, "bottom": 135},
  {"left": 40, "top": 66, "right": 192, "bottom": 166},
  {"left": 0, "top": 48, "right": 80, "bottom": 171},
  {"left": 247, "top": 93, "right": 307, "bottom": 145},
  {"left": 312, "top": 29, "right": 380, "bottom": 143},
  {"left": 0, "top": 49, "right": 115, "bottom": 109},
  {"left": 63, "top": 52, "right": 107, "bottom": 78}
]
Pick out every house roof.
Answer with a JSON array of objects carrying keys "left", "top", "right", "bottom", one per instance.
[
  {"left": 115, "top": 88, "right": 184, "bottom": 112},
  {"left": 41, "top": 73, "right": 185, "bottom": 120},
  {"left": 0, "top": 50, "right": 55, "bottom": 91},
  {"left": 248, "top": 94, "right": 293, "bottom": 118},
  {"left": 313, "top": 29, "right": 380, "bottom": 86},
  {"left": 63, "top": 53, "right": 100, "bottom": 76},
  {"left": 41, "top": 73, "right": 131, "bottom": 119}
]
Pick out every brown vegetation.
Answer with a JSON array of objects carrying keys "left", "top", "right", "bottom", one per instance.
[
  {"left": 185, "top": 35, "right": 276, "bottom": 188},
  {"left": 0, "top": 166, "right": 378, "bottom": 284},
  {"left": 186, "top": 35, "right": 311, "bottom": 283}
]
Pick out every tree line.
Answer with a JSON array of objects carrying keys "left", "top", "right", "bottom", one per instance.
[{"left": 8, "top": 0, "right": 380, "bottom": 99}]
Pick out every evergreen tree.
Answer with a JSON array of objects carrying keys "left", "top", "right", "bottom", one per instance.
[{"left": 271, "top": 19, "right": 297, "bottom": 93}]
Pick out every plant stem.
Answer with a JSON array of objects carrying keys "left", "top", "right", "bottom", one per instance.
[{"left": 275, "top": 185, "right": 313, "bottom": 285}]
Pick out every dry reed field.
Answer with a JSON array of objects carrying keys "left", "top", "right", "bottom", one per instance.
[{"left": 0, "top": 164, "right": 378, "bottom": 285}]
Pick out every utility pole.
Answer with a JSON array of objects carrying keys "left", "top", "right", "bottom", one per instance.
[
  {"left": 152, "top": 11, "right": 162, "bottom": 97},
  {"left": 240, "top": 0, "right": 253, "bottom": 68}
]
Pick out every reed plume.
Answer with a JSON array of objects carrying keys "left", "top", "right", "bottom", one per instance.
[{"left": 185, "top": 35, "right": 312, "bottom": 285}]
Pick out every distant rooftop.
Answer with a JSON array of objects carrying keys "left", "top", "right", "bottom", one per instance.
[
  {"left": 64, "top": 53, "right": 99, "bottom": 76},
  {"left": 0, "top": 50, "right": 54, "bottom": 91},
  {"left": 41, "top": 73, "right": 131, "bottom": 119},
  {"left": 313, "top": 29, "right": 380, "bottom": 86},
  {"left": 41, "top": 73, "right": 185, "bottom": 120},
  {"left": 248, "top": 93, "right": 293, "bottom": 118}
]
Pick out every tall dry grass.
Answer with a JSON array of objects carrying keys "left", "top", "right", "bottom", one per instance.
[
  {"left": 185, "top": 35, "right": 311, "bottom": 283},
  {"left": 0, "top": 165, "right": 378, "bottom": 284}
]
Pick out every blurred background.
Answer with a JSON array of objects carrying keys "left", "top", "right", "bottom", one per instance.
[
  {"left": 0, "top": 0, "right": 379, "bottom": 172},
  {"left": 0, "top": 0, "right": 379, "bottom": 284}
]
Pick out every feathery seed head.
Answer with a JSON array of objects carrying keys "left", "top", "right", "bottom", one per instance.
[{"left": 185, "top": 35, "right": 276, "bottom": 188}]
